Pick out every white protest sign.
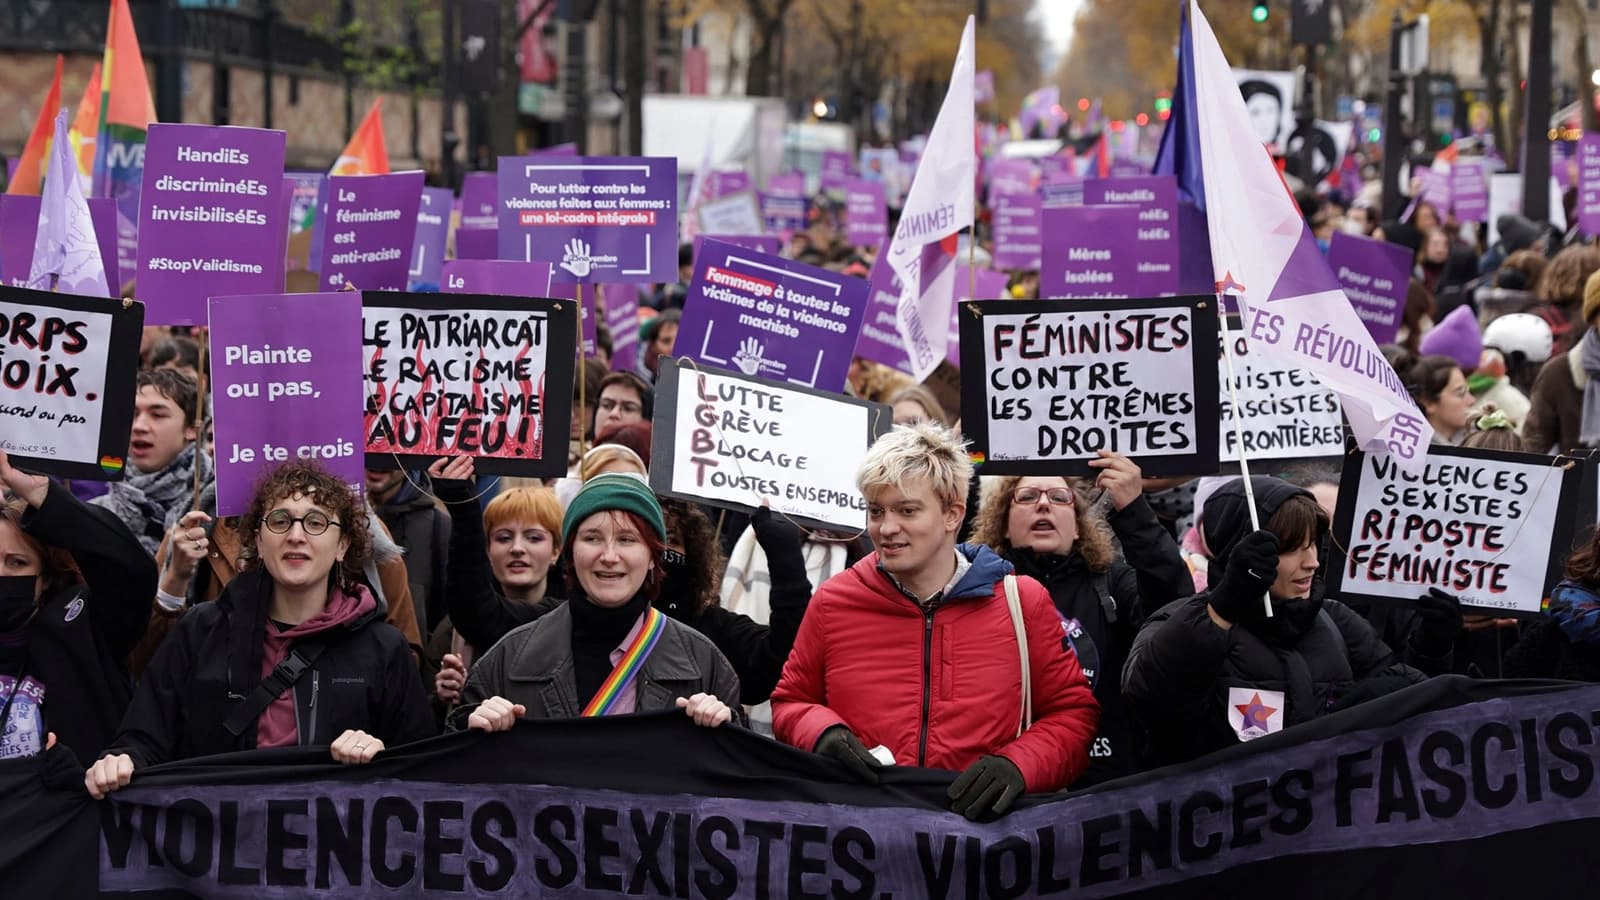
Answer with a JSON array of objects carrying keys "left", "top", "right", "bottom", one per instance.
[
  {"left": 1219, "top": 318, "right": 1344, "bottom": 463},
  {"left": 958, "top": 296, "right": 1221, "bottom": 476},
  {"left": 696, "top": 192, "right": 766, "bottom": 237},
  {"left": 1331, "top": 446, "right": 1581, "bottom": 615},
  {"left": 651, "top": 361, "right": 890, "bottom": 531}
]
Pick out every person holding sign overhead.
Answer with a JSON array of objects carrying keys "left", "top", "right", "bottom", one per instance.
[
  {"left": 451, "top": 474, "right": 741, "bottom": 732},
  {"left": 1123, "top": 477, "right": 1427, "bottom": 767},
  {"left": 0, "top": 451, "right": 157, "bottom": 763},
  {"left": 771, "top": 422, "right": 1099, "bottom": 821},
  {"left": 86, "top": 463, "right": 434, "bottom": 799},
  {"left": 968, "top": 452, "right": 1193, "bottom": 784}
]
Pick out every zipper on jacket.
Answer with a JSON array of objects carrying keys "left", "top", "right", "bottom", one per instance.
[
  {"left": 307, "top": 671, "right": 320, "bottom": 745},
  {"left": 918, "top": 605, "right": 936, "bottom": 766}
]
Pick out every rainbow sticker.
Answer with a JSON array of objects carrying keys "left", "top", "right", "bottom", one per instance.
[
  {"left": 99, "top": 455, "right": 125, "bottom": 474},
  {"left": 969, "top": 452, "right": 987, "bottom": 466}
]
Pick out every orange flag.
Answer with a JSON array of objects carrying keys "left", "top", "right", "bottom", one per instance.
[
  {"left": 331, "top": 99, "right": 390, "bottom": 176},
  {"left": 69, "top": 63, "right": 103, "bottom": 189},
  {"left": 5, "top": 55, "right": 64, "bottom": 196}
]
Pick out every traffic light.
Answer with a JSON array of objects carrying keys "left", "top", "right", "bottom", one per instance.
[{"left": 1251, "top": 2, "right": 1269, "bottom": 23}]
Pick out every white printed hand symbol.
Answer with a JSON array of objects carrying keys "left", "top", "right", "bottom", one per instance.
[
  {"left": 560, "top": 238, "right": 593, "bottom": 278},
  {"left": 732, "top": 337, "right": 765, "bottom": 375}
]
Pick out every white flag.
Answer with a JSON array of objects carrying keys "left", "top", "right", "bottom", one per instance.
[
  {"left": 28, "top": 110, "right": 110, "bottom": 297},
  {"left": 887, "top": 16, "right": 975, "bottom": 383},
  {"left": 1189, "top": 0, "right": 1432, "bottom": 467}
]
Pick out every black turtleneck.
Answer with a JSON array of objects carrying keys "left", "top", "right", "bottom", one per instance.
[{"left": 569, "top": 589, "right": 652, "bottom": 710}]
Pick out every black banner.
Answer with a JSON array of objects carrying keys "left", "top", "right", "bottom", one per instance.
[{"left": 8, "top": 678, "right": 1600, "bottom": 896}]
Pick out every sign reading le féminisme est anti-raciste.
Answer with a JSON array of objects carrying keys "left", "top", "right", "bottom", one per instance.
[
  {"left": 320, "top": 171, "right": 425, "bottom": 291},
  {"left": 959, "top": 296, "right": 1221, "bottom": 477},
  {"left": 498, "top": 155, "right": 678, "bottom": 285},
  {"left": 362, "top": 291, "right": 577, "bottom": 477},
  {"left": 0, "top": 286, "right": 144, "bottom": 481},
  {"left": 136, "top": 124, "right": 286, "bottom": 325},
  {"left": 650, "top": 361, "right": 891, "bottom": 532},
  {"left": 1329, "top": 444, "right": 1582, "bottom": 616}
]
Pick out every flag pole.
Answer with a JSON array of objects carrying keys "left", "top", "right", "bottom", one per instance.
[{"left": 1217, "top": 298, "right": 1272, "bottom": 619}]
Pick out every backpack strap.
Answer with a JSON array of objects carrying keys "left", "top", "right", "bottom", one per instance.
[
  {"left": 1093, "top": 572, "right": 1118, "bottom": 625},
  {"left": 221, "top": 640, "right": 328, "bottom": 738},
  {"left": 1003, "top": 575, "right": 1033, "bottom": 738}
]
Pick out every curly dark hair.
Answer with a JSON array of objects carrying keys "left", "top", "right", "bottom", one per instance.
[
  {"left": 661, "top": 498, "right": 725, "bottom": 616},
  {"left": 236, "top": 462, "right": 372, "bottom": 592},
  {"left": 968, "top": 475, "right": 1115, "bottom": 573}
]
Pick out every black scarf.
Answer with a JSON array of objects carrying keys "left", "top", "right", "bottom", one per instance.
[{"left": 569, "top": 589, "right": 651, "bottom": 710}]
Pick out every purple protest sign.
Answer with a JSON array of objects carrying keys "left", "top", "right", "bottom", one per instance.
[
  {"left": 1040, "top": 205, "right": 1148, "bottom": 299},
  {"left": 1326, "top": 231, "right": 1412, "bottom": 345},
  {"left": 759, "top": 193, "right": 807, "bottom": 234},
  {"left": 706, "top": 170, "right": 751, "bottom": 199},
  {"left": 1082, "top": 175, "right": 1179, "bottom": 296},
  {"left": 460, "top": 172, "right": 497, "bottom": 228},
  {"left": 854, "top": 261, "right": 913, "bottom": 374},
  {"left": 408, "top": 187, "right": 453, "bottom": 291},
  {"left": 1041, "top": 176, "right": 1085, "bottom": 207},
  {"left": 1579, "top": 133, "right": 1600, "bottom": 238},
  {"left": 455, "top": 227, "right": 498, "bottom": 260},
  {"left": 767, "top": 172, "right": 806, "bottom": 197},
  {"left": 1451, "top": 159, "right": 1488, "bottom": 224},
  {"left": 693, "top": 234, "right": 781, "bottom": 260},
  {"left": 319, "top": 172, "right": 424, "bottom": 291},
  {"left": 209, "top": 292, "right": 366, "bottom": 516},
  {"left": 285, "top": 172, "right": 322, "bottom": 235},
  {"left": 992, "top": 195, "right": 1043, "bottom": 271},
  {"left": 0, "top": 196, "right": 117, "bottom": 294},
  {"left": 1040, "top": 155, "right": 1073, "bottom": 182},
  {"left": 441, "top": 259, "right": 555, "bottom": 298},
  {"left": 987, "top": 159, "right": 1038, "bottom": 200},
  {"left": 677, "top": 238, "right": 869, "bottom": 391},
  {"left": 1414, "top": 165, "right": 1451, "bottom": 215},
  {"left": 948, "top": 266, "right": 1012, "bottom": 366},
  {"left": 543, "top": 282, "right": 599, "bottom": 356},
  {"left": 498, "top": 155, "right": 678, "bottom": 285},
  {"left": 599, "top": 283, "right": 642, "bottom": 372},
  {"left": 820, "top": 150, "right": 853, "bottom": 194},
  {"left": 136, "top": 124, "right": 287, "bottom": 324},
  {"left": 843, "top": 178, "right": 888, "bottom": 249}
]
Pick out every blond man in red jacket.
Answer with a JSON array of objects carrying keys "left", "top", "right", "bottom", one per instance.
[{"left": 771, "top": 421, "right": 1099, "bottom": 820}]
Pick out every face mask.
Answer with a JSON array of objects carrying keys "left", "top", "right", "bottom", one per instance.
[
  {"left": 1341, "top": 219, "right": 1367, "bottom": 235},
  {"left": 0, "top": 576, "right": 40, "bottom": 633},
  {"left": 656, "top": 548, "right": 694, "bottom": 618}
]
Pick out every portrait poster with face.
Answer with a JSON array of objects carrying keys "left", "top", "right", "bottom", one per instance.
[{"left": 1233, "top": 69, "right": 1297, "bottom": 152}]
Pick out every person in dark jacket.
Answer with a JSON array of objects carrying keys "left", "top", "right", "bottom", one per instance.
[
  {"left": 453, "top": 474, "right": 739, "bottom": 731},
  {"left": 1123, "top": 477, "right": 1426, "bottom": 767},
  {"left": 0, "top": 451, "right": 157, "bottom": 763},
  {"left": 86, "top": 463, "right": 434, "bottom": 799},
  {"left": 366, "top": 467, "right": 450, "bottom": 633},
  {"left": 968, "top": 452, "right": 1192, "bottom": 784},
  {"left": 1505, "top": 527, "right": 1600, "bottom": 681}
]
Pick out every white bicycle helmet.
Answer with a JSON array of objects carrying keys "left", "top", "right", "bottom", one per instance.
[{"left": 1481, "top": 313, "right": 1553, "bottom": 365}]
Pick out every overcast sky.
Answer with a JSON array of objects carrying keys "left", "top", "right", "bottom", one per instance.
[{"left": 1037, "top": 0, "right": 1084, "bottom": 65}]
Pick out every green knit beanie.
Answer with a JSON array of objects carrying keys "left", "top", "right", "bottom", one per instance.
[{"left": 562, "top": 473, "right": 667, "bottom": 542}]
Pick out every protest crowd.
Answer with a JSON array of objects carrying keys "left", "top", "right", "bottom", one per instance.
[{"left": 3, "top": 0, "right": 1600, "bottom": 896}]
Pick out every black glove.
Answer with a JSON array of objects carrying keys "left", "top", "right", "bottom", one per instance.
[
  {"left": 1330, "top": 673, "right": 1420, "bottom": 713},
  {"left": 1211, "top": 530, "right": 1281, "bottom": 625},
  {"left": 432, "top": 474, "right": 474, "bottom": 504},
  {"left": 814, "top": 726, "right": 884, "bottom": 785},
  {"left": 1409, "top": 588, "right": 1463, "bottom": 659},
  {"left": 751, "top": 506, "right": 807, "bottom": 582},
  {"left": 948, "top": 755, "right": 1026, "bottom": 822}
]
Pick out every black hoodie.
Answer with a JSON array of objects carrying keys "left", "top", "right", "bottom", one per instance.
[{"left": 1122, "top": 477, "right": 1424, "bottom": 767}]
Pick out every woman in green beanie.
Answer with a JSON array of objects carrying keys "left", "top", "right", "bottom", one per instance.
[{"left": 452, "top": 473, "right": 742, "bottom": 731}]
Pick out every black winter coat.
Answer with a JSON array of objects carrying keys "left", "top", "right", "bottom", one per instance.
[
  {"left": 12, "top": 482, "right": 156, "bottom": 763},
  {"left": 104, "top": 568, "right": 434, "bottom": 767},
  {"left": 373, "top": 477, "right": 451, "bottom": 633},
  {"left": 1005, "top": 495, "right": 1192, "bottom": 784}
]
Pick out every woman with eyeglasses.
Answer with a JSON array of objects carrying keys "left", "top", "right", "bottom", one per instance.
[
  {"left": 86, "top": 463, "right": 434, "bottom": 799},
  {"left": 1396, "top": 353, "right": 1476, "bottom": 445},
  {"left": 968, "top": 451, "right": 1192, "bottom": 785}
]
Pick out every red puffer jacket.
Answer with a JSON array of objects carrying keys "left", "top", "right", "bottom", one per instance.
[{"left": 771, "top": 544, "right": 1100, "bottom": 792}]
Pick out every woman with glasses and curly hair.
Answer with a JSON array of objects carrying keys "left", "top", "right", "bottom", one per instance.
[
  {"left": 968, "top": 452, "right": 1192, "bottom": 784},
  {"left": 86, "top": 463, "right": 434, "bottom": 799}
]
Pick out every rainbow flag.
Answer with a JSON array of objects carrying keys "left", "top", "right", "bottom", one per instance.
[
  {"left": 331, "top": 99, "right": 390, "bottom": 176},
  {"left": 5, "top": 55, "right": 64, "bottom": 196},
  {"left": 69, "top": 63, "right": 103, "bottom": 195},
  {"left": 91, "top": 0, "right": 157, "bottom": 289}
]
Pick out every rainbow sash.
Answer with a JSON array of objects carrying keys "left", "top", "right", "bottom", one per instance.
[{"left": 581, "top": 606, "right": 666, "bottom": 717}]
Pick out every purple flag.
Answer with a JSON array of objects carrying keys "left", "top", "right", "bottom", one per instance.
[
  {"left": 1082, "top": 175, "right": 1180, "bottom": 295},
  {"left": 1040, "top": 205, "right": 1153, "bottom": 298},
  {"left": 975, "top": 70, "right": 995, "bottom": 104},
  {"left": 498, "top": 155, "right": 679, "bottom": 285},
  {"left": 209, "top": 292, "right": 366, "bottom": 516},
  {"left": 843, "top": 178, "right": 888, "bottom": 249},
  {"left": 1326, "top": 232, "right": 1413, "bottom": 345},
  {"left": 137, "top": 124, "right": 287, "bottom": 323},
  {"left": 1578, "top": 133, "right": 1600, "bottom": 238},
  {"left": 991, "top": 195, "right": 1043, "bottom": 270},
  {"left": 320, "top": 171, "right": 425, "bottom": 291},
  {"left": 676, "top": 239, "right": 869, "bottom": 391},
  {"left": 599, "top": 283, "right": 643, "bottom": 372},
  {"left": 408, "top": 187, "right": 452, "bottom": 291},
  {"left": 1450, "top": 159, "right": 1488, "bottom": 224},
  {"left": 28, "top": 112, "right": 111, "bottom": 297}
]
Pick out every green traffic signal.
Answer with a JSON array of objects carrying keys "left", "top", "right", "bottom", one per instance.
[{"left": 1251, "top": 2, "right": 1269, "bottom": 22}]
